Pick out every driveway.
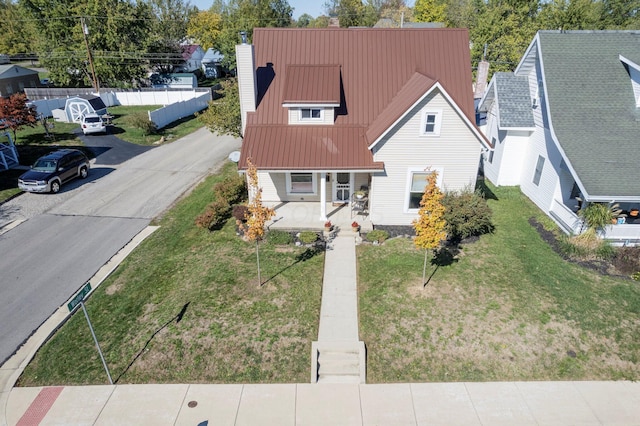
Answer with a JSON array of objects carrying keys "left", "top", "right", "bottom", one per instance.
[
  {"left": 0, "top": 128, "right": 241, "bottom": 364},
  {"left": 78, "top": 128, "right": 154, "bottom": 166}
]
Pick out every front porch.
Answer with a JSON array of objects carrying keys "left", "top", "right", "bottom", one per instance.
[
  {"left": 550, "top": 199, "right": 640, "bottom": 245},
  {"left": 267, "top": 201, "right": 373, "bottom": 233}
]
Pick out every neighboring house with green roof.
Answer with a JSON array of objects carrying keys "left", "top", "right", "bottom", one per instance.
[{"left": 478, "top": 30, "right": 640, "bottom": 245}]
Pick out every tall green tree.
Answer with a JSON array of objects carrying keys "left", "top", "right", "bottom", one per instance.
[
  {"left": 187, "top": 10, "right": 223, "bottom": 49},
  {"left": 0, "top": 1, "right": 35, "bottom": 56},
  {"left": 144, "top": 0, "right": 197, "bottom": 73},
  {"left": 414, "top": 0, "right": 447, "bottom": 23},
  {"left": 469, "top": 0, "right": 539, "bottom": 73},
  {"left": 324, "top": 0, "right": 380, "bottom": 27},
  {"left": 214, "top": 0, "right": 293, "bottom": 69},
  {"left": 20, "top": 0, "right": 158, "bottom": 87},
  {"left": 538, "top": 0, "right": 602, "bottom": 30}
]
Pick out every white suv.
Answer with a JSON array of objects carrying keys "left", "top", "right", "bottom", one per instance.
[{"left": 81, "top": 113, "right": 106, "bottom": 135}]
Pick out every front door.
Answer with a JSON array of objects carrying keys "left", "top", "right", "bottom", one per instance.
[{"left": 332, "top": 172, "right": 352, "bottom": 203}]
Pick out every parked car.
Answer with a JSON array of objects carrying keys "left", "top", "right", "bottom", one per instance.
[
  {"left": 80, "top": 113, "right": 106, "bottom": 135},
  {"left": 18, "top": 149, "right": 90, "bottom": 193}
]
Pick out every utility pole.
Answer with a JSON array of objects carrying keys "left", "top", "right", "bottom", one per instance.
[{"left": 81, "top": 17, "right": 99, "bottom": 93}]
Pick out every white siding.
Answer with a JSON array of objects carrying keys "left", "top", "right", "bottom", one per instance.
[
  {"left": 258, "top": 171, "right": 321, "bottom": 203},
  {"left": 235, "top": 44, "right": 257, "bottom": 136},
  {"left": 288, "top": 107, "right": 334, "bottom": 125},
  {"left": 496, "top": 130, "right": 529, "bottom": 186},
  {"left": 370, "top": 90, "right": 483, "bottom": 226},
  {"left": 517, "top": 63, "right": 563, "bottom": 214}
]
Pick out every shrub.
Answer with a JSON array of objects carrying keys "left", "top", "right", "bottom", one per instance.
[
  {"left": 195, "top": 199, "right": 231, "bottom": 230},
  {"left": 125, "top": 111, "right": 157, "bottom": 135},
  {"left": 299, "top": 231, "right": 318, "bottom": 244},
  {"left": 214, "top": 175, "right": 247, "bottom": 205},
  {"left": 232, "top": 204, "right": 249, "bottom": 222},
  {"left": 366, "top": 229, "right": 389, "bottom": 243},
  {"left": 560, "top": 234, "right": 615, "bottom": 261},
  {"left": 268, "top": 230, "right": 293, "bottom": 245},
  {"left": 442, "top": 189, "right": 494, "bottom": 241}
]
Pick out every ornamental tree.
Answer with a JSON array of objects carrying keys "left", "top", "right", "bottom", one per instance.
[
  {"left": 412, "top": 170, "right": 447, "bottom": 286},
  {"left": 0, "top": 93, "right": 38, "bottom": 142},
  {"left": 245, "top": 158, "right": 275, "bottom": 286}
]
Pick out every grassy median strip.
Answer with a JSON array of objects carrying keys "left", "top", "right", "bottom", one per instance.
[
  {"left": 18, "top": 162, "right": 323, "bottom": 385},
  {"left": 359, "top": 184, "right": 640, "bottom": 383}
]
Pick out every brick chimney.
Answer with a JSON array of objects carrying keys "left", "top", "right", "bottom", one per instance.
[
  {"left": 235, "top": 31, "right": 257, "bottom": 136},
  {"left": 328, "top": 17, "right": 340, "bottom": 27}
]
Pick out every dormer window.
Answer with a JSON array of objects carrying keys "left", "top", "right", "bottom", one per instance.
[
  {"left": 620, "top": 55, "right": 640, "bottom": 107},
  {"left": 301, "top": 108, "right": 322, "bottom": 120}
]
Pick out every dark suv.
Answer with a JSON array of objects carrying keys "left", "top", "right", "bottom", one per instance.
[{"left": 18, "top": 149, "right": 90, "bottom": 193}]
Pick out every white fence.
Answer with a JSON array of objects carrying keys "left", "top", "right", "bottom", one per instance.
[
  {"left": 28, "top": 89, "right": 212, "bottom": 129},
  {"left": 148, "top": 92, "right": 210, "bottom": 130}
]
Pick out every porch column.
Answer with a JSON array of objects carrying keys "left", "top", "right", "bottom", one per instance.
[{"left": 319, "top": 172, "right": 327, "bottom": 221}]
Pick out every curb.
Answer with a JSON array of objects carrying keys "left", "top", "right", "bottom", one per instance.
[{"left": 0, "top": 225, "right": 160, "bottom": 426}]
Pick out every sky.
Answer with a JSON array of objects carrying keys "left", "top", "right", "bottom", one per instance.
[{"left": 190, "top": 1, "right": 415, "bottom": 20}]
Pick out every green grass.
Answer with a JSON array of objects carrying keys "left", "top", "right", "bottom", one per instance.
[
  {"left": 108, "top": 105, "right": 205, "bottom": 146},
  {"left": 18, "top": 162, "right": 323, "bottom": 385},
  {"left": 358, "top": 183, "right": 640, "bottom": 383}
]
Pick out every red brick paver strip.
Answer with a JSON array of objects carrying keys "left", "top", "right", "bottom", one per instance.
[{"left": 16, "top": 386, "right": 64, "bottom": 426}]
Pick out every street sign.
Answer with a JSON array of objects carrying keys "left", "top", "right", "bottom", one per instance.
[{"left": 67, "top": 282, "right": 92, "bottom": 312}]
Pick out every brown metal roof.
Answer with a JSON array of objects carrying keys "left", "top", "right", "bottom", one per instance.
[
  {"left": 282, "top": 65, "right": 341, "bottom": 105},
  {"left": 240, "top": 125, "right": 384, "bottom": 170},
  {"left": 242, "top": 28, "right": 476, "bottom": 170},
  {"left": 365, "top": 72, "right": 436, "bottom": 145}
]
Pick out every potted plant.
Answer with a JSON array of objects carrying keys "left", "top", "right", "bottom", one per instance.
[
  {"left": 324, "top": 220, "right": 332, "bottom": 232},
  {"left": 351, "top": 221, "right": 359, "bottom": 232},
  {"left": 354, "top": 190, "right": 366, "bottom": 199}
]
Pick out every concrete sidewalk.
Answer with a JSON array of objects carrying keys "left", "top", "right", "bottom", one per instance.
[{"left": 6, "top": 380, "right": 640, "bottom": 425}]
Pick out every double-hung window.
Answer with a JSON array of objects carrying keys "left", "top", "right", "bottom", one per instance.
[
  {"left": 421, "top": 110, "right": 442, "bottom": 136},
  {"left": 287, "top": 172, "right": 315, "bottom": 194},
  {"left": 406, "top": 168, "right": 443, "bottom": 211}
]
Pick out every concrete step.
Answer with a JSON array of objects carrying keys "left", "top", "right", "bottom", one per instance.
[{"left": 311, "top": 341, "right": 366, "bottom": 384}]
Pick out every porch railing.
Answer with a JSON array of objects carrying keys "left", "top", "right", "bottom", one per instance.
[{"left": 549, "top": 199, "right": 583, "bottom": 235}]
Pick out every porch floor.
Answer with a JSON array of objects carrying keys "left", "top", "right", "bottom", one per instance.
[{"left": 267, "top": 202, "right": 373, "bottom": 232}]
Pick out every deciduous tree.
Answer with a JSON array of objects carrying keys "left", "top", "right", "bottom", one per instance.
[
  {"left": 412, "top": 170, "right": 447, "bottom": 286},
  {"left": 414, "top": 0, "right": 447, "bottom": 24},
  {"left": 197, "top": 78, "right": 241, "bottom": 137},
  {"left": 245, "top": 159, "right": 275, "bottom": 287},
  {"left": 188, "top": 10, "right": 223, "bottom": 49},
  {"left": 0, "top": 93, "right": 38, "bottom": 142}
]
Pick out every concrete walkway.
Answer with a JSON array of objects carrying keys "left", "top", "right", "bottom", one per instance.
[
  {"left": 317, "top": 233, "right": 360, "bottom": 342},
  {"left": 6, "top": 381, "right": 640, "bottom": 425}
]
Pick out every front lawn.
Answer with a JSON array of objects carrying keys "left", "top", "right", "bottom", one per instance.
[
  {"left": 359, "top": 184, "right": 640, "bottom": 382},
  {"left": 18, "top": 162, "right": 323, "bottom": 385}
]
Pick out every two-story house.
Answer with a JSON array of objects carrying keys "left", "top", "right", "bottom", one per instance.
[{"left": 236, "top": 28, "right": 489, "bottom": 227}]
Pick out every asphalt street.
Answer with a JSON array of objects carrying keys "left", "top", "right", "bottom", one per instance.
[{"left": 0, "top": 128, "right": 241, "bottom": 364}]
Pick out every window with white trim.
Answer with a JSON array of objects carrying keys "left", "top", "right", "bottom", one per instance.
[
  {"left": 406, "top": 168, "right": 443, "bottom": 211},
  {"left": 420, "top": 110, "right": 442, "bottom": 136},
  {"left": 533, "top": 155, "right": 545, "bottom": 186},
  {"left": 287, "top": 172, "right": 316, "bottom": 194},
  {"left": 300, "top": 108, "right": 322, "bottom": 120}
]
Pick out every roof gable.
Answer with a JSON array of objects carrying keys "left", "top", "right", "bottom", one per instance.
[
  {"left": 480, "top": 72, "right": 535, "bottom": 130},
  {"left": 365, "top": 72, "right": 436, "bottom": 145}
]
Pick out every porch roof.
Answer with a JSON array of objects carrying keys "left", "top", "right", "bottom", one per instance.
[{"left": 239, "top": 125, "right": 384, "bottom": 171}]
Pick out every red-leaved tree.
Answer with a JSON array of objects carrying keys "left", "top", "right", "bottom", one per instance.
[{"left": 0, "top": 93, "right": 38, "bottom": 142}]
